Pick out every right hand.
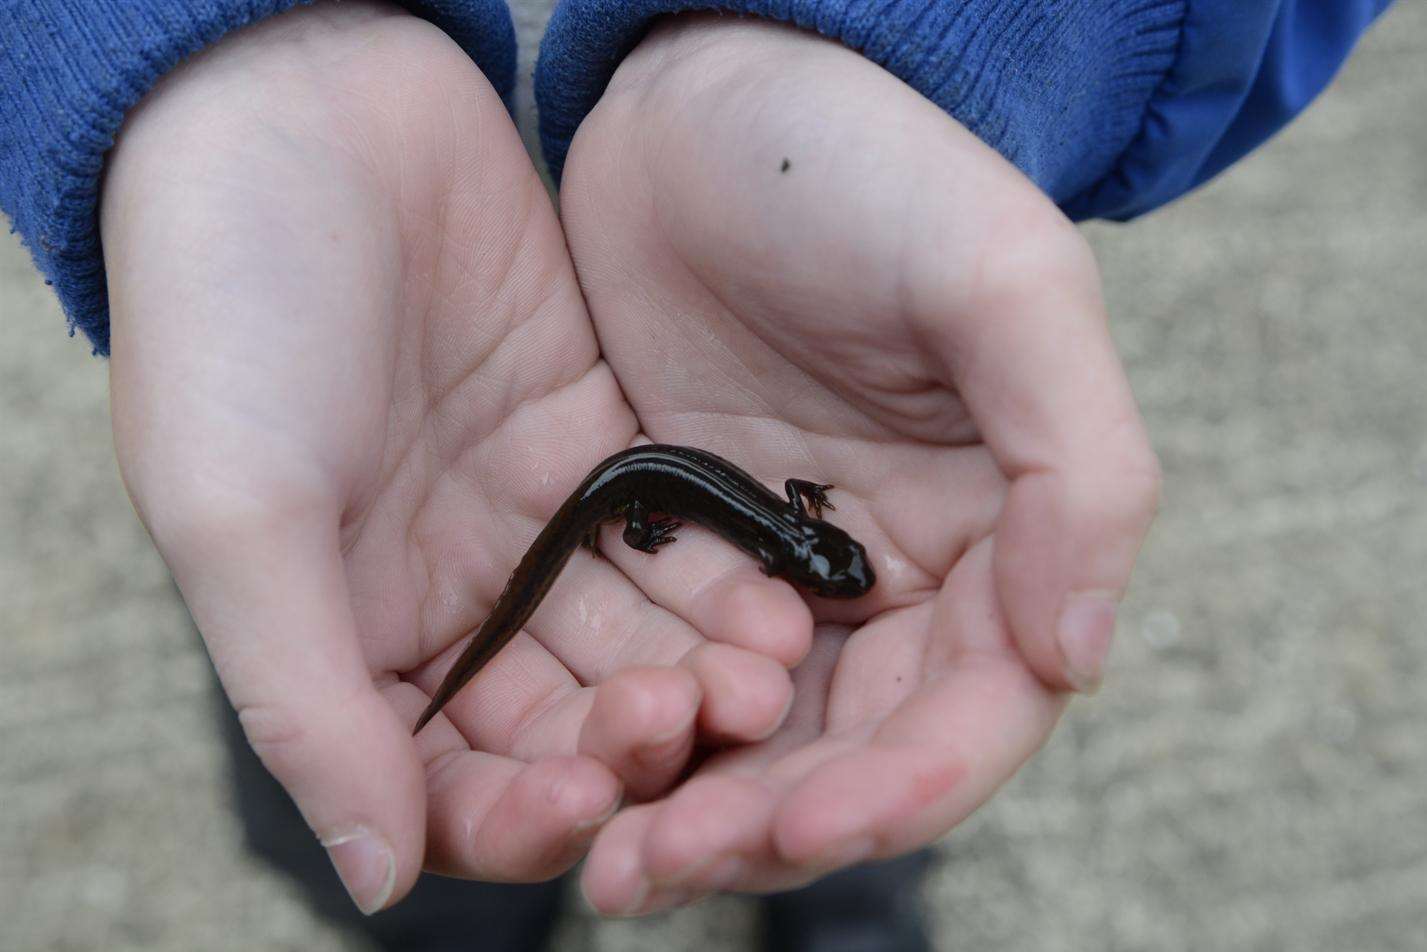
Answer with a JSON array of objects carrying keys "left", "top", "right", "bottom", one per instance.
[
  {"left": 554, "top": 15, "right": 1161, "bottom": 912},
  {"left": 101, "top": 2, "right": 806, "bottom": 913}
]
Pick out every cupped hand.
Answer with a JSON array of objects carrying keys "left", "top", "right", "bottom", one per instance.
[
  {"left": 557, "top": 16, "right": 1162, "bottom": 913},
  {"left": 100, "top": 3, "right": 805, "bottom": 913}
]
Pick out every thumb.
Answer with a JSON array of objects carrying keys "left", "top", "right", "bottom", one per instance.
[
  {"left": 995, "top": 448, "right": 1160, "bottom": 693},
  {"left": 159, "top": 501, "right": 425, "bottom": 913},
  {"left": 931, "top": 225, "right": 1161, "bottom": 692}
]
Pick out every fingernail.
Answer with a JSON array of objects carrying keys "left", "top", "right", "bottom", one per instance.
[
  {"left": 1057, "top": 593, "right": 1118, "bottom": 693},
  {"left": 653, "top": 887, "right": 712, "bottom": 912},
  {"left": 754, "top": 690, "right": 796, "bottom": 742},
  {"left": 706, "top": 855, "right": 745, "bottom": 890},
  {"left": 323, "top": 828, "right": 396, "bottom": 915},
  {"left": 635, "top": 720, "right": 695, "bottom": 770},
  {"left": 571, "top": 795, "right": 621, "bottom": 835},
  {"left": 613, "top": 875, "right": 651, "bottom": 917},
  {"left": 660, "top": 851, "right": 744, "bottom": 889},
  {"left": 816, "top": 835, "right": 875, "bottom": 870}
]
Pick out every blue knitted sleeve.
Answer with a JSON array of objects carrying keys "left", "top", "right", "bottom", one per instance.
[
  {"left": 0, "top": 0, "right": 516, "bottom": 354},
  {"left": 535, "top": 0, "right": 1394, "bottom": 221}
]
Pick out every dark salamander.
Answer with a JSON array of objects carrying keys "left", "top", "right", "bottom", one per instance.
[{"left": 413, "top": 444, "right": 874, "bottom": 733}]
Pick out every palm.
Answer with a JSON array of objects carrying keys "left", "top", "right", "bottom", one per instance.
[
  {"left": 558, "top": 17, "right": 1158, "bottom": 910},
  {"left": 103, "top": 8, "right": 802, "bottom": 907}
]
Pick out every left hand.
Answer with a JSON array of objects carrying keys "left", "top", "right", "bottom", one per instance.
[
  {"left": 555, "top": 15, "right": 1162, "bottom": 913},
  {"left": 100, "top": 4, "right": 801, "bottom": 912}
]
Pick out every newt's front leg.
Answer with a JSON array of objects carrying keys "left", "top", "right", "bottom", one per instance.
[
  {"left": 785, "top": 478, "right": 836, "bottom": 518},
  {"left": 621, "top": 501, "right": 681, "bottom": 553}
]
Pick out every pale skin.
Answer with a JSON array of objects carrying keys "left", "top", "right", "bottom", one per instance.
[{"left": 99, "top": 1, "right": 1159, "bottom": 919}]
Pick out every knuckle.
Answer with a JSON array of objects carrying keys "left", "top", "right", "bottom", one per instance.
[
  {"left": 1082, "top": 417, "right": 1163, "bottom": 532},
  {"left": 236, "top": 701, "right": 309, "bottom": 774},
  {"left": 1070, "top": 451, "right": 1162, "bottom": 543},
  {"left": 145, "top": 475, "right": 329, "bottom": 560},
  {"left": 971, "top": 206, "right": 1102, "bottom": 312},
  {"left": 1113, "top": 433, "right": 1164, "bottom": 526},
  {"left": 1125, "top": 450, "right": 1165, "bottom": 522}
]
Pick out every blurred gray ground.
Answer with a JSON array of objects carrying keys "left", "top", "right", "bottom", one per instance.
[{"left": 3, "top": 2, "right": 1425, "bottom": 950}]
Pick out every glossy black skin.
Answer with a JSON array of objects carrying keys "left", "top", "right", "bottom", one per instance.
[{"left": 413, "top": 445, "right": 875, "bottom": 733}]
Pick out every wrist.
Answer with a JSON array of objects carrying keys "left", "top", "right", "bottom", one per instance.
[
  {"left": 110, "top": 2, "right": 407, "bottom": 159},
  {"left": 3, "top": 0, "right": 517, "bottom": 355},
  {"left": 608, "top": 14, "right": 797, "bottom": 96},
  {"left": 538, "top": 0, "right": 1183, "bottom": 201}
]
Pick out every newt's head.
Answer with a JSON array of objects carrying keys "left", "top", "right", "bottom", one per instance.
[{"left": 786, "top": 521, "right": 875, "bottom": 598}]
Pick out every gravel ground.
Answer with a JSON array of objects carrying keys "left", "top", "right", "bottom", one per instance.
[{"left": 3, "top": 3, "right": 1424, "bottom": 950}]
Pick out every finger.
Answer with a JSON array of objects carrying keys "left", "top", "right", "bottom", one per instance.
[
  {"left": 927, "top": 226, "right": 1161, "bottom": 692},
  {"left": 774, "top": 554, "right": 1063, "bottom": 866},
  {"left": 407, "top": 629, "right": 583, "bottom": 753},
  {"left": 770, "top": 746, "right": 965, "bottom": 868},
  {"left": 582, "top": 803, "right": 722, "bottom": 916},
  {"left": 413, "top": 605, "right": 789, "bottom": 755},
  {"left": 680, "top": 642, "right": 794, "bottom": 742},
  {"left": 641, "top": 774, "right": 773, "bottom": 888},
  {"left": 583, "top": 632, "right": 873, "bottom": 900},
  {"left": 611, "top": 637, "right": 859, "bottom": 895},
  {"left": 410, "top": 624, "right": 695, "bottom": 763},
  {"left": 416, "top": 656, "right": 702, "bottom": 804},
  {"left": 582, "top": 803, "right": 662, "bottom": 915},
  {"left": 598, "top": 520, "right": 814, "bottom": 667},
  {"left": 385, "top": 682, "right": 625, "bottom": 884},
  {"left": 624, "top": 735, "right": 870, "bottom": 898},
  {"left": 577, "top": 666, "right": 702, "bottom": 801},
  {"left": 411, "top": 639, "right": 702, "bottom": 801},
  {"left": 636, "top": 749, "right": 872, "bottom": 895},
  {"left": 165, "top": 509, "right": 424, "bottom": 914},
  {"left": 420, "top": 525, "right": 704, "bottom": 682},
  {"left": 387, "top": 678, "right": 621, "bottom": 880},
  {"left": 423, "top": 750, "right": 620, "bottom": 882},
  {"left": 520, "top": 541, "right": 809, "bottom": 710}
]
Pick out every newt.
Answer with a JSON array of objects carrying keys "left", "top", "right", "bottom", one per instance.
[{"left": 414, "top": 444, "right": 874, "bottom": 733}]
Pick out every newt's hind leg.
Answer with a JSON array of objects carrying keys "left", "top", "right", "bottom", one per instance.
[
  {"left": 622, "top": 502, "right": 681, "bottom": 553},
  {"left": 581, "top": 522, "right": 602, "bottom": 557},
  {"left": 785, "top": 478, "right": 836, "bottom": 518}
]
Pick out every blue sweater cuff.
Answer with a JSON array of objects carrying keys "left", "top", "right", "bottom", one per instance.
[
  {"left": 0, "top": 0, "right": 516, "bottom": 355},
  {"left": 536, "top": 0, "right": 1184, "bottom": 195}
]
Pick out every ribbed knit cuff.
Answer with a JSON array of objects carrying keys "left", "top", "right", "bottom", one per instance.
[
  {"left": 536, "top": 0, "right": 1184, "bottom": 201},
  {"left": 0, "top": 0, "right": 515, "bottom": 354}
]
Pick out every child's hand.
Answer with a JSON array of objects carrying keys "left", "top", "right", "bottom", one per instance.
[
  {"left": 557, "top": 15, "right": 1161, "bottom": 913},
  {"left": 101, "top": 3, "right": 798, "bottom": 914}
]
